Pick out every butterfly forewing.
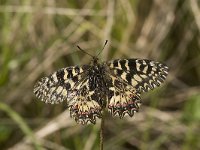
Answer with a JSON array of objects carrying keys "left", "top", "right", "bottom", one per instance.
[
  {"left": 106, "top": 59, "right": 169, "bottom": 93},
  {"left": 33, "top": 65, "right": 85, "bottom": 104}
]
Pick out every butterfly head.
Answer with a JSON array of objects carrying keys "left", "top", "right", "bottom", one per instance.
[{"left": 92, "top": 56, "right": 99, "bottom": 65}]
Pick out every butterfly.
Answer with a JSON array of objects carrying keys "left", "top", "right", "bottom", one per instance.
[{"left": 33, "top": 43, "right": 169, "bottom": 124}]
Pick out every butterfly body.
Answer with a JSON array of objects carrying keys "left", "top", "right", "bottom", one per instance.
[{"left": 34, "top": 57, "right": 168, "bottom": 124}]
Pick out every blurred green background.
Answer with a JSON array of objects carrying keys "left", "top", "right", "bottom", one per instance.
[{"left": 0, "top": 0, "right": 200, "bottom": 150}]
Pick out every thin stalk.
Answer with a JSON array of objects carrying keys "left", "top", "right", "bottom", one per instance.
[{"left": 100, "top": 108, "right": 106, "bottom": 150}]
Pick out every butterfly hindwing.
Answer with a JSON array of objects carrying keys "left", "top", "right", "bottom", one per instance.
[
  {"left": 105, "top": 73, "right": 141, "bottom": 118},
  {"left": 68, "top": 78, "right": 102, "bottom": 124},
  {"left": 107, "top": 59, "right": 169, "bottom": 93}
]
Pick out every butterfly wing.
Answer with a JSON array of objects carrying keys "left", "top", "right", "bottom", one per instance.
[
  {"left": 106, "top": 59, "right": 169, "bottom": 93},
  {"left": 33, "top": 65, "right": 88, "bottom": 104},
  {"left": 105, "top": 58, "right": 168, "bottom": 118},
  {"left": 106, "top": 73, "right": 141, "bottom": 118},
  {"left": 68, "top": 77, "right": 102, "bottom": 124},
  {"left": 34, "top": 65, "right": 102, "bottom": 124}
]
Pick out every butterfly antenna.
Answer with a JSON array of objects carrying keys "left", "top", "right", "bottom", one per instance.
[
  {"left": 97, "top": 40, "right": 108, "bottom": 57},
  {"left": 77, "top": 45, "right": 93, "bottom": 58}
]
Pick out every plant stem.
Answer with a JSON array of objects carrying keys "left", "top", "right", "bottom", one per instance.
[{"left": 100, "top": 109, "right": 105, "bottom": 150}]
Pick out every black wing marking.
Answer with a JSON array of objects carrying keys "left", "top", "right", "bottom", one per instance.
[
  {"left": 33, "top": 65, "right": 88, "bottom": 104},
  {"left": 106, "top": 59, "right": 169, "bottom": 93}
]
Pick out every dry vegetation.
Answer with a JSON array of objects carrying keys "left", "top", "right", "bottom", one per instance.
[{"left": 0, "top": 0, "right": 200, "bottom": 150}]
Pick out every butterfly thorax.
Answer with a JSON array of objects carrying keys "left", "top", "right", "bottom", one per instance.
[{"left": 86, "top": 58, "right": 109, "bottom": 107}]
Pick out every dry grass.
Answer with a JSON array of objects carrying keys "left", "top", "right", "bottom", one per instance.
[{"left": 0, "top": 0, "right": 200, "bottom": 150}]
